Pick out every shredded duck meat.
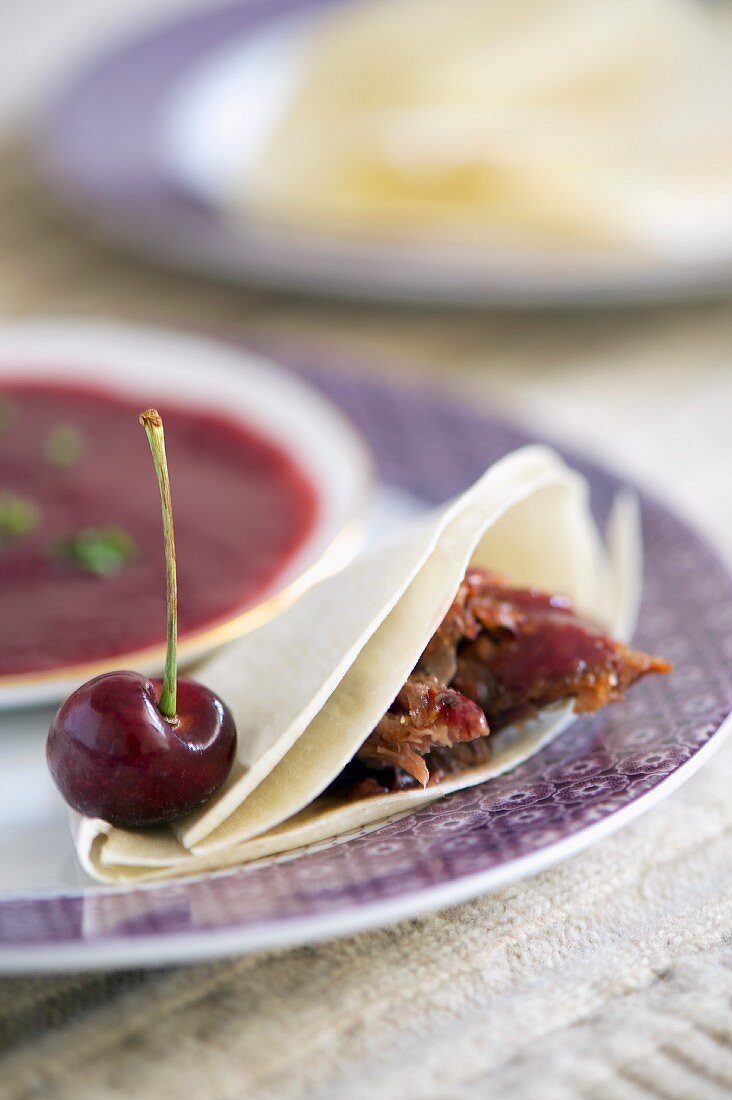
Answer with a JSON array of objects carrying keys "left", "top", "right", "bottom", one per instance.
[
  {"left": 351, "top": 567, "right": 670, "bottom": 793},
  {"left": 356, "top": 675, "right": 488, "bottom": 786}
]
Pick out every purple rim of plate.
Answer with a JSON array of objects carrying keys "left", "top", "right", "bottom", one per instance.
[
  {"left": 1, "top": 355, "right": 731, "bottom": 964},
  {"left": 35, "top": 0, "right": 732, "bottom": 305}
]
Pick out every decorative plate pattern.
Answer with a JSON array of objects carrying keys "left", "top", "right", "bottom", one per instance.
[{"left": 1, "top": 360, "right": 730, "bottom": 970}]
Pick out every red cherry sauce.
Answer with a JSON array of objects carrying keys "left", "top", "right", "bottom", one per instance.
[{"left": 0, "top": 379, "right": 318, "bottom": 675}]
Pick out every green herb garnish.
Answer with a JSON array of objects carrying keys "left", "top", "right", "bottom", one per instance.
[
  {"left": 53, "top": 526, "right": 137, "bottom": 576},
  {"left": 44, "top": 424, "right": 85, "bottom": 468},
  {"left": 0, "top": 492, "right": 40, "bottom": 541}
]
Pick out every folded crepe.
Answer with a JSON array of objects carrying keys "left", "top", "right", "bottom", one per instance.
[
  {"left": 239, "top": 0, "right": 732, "bottom": 257},
  {"left": 75, "top": 446, "right": 660, "bottom": 883}
]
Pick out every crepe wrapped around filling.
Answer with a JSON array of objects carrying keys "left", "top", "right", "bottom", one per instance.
[
  {"left": 73, "top": 445, "right": 669, "bottom": 884},
  {"left": 338, "top": 567, "right": 669, "bottom": 798}
]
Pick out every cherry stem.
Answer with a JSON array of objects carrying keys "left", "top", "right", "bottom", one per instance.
[{"left": 139, "top": 409, "right": 177, "bottom": 720}]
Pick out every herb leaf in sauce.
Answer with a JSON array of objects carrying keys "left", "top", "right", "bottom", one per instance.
[
  {"left": 45, "top": 424, "right": 85, "bottom": 468},
  {"left": 0, "top": 492, "right": 40, "bottom": 541},
  {"left": 53, "top": 526, "right": 137, "bottom": 576}
]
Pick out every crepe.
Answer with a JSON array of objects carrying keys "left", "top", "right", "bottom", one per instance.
[
  {"left": 238, "top": 0, "right": 732, "bottom": 256},
  {"left": 74, "top": 446, "right": 642, "bottom": 882}
]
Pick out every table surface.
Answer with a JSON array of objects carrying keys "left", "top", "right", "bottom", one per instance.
[{"left": 1, "top": 3, "right": 732, "bottom": 1097}]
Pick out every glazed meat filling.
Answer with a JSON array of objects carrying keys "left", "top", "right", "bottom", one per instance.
[{"left": 348, "top": 567, "right": 669, "bottom": 796}]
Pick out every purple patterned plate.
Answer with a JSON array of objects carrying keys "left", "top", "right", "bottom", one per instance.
[
  {"left": 37, "top": 0, "right": 732, "bottom": 306},
  {"left": 0, "top": 358, "right": 730, "bottom": 972}
]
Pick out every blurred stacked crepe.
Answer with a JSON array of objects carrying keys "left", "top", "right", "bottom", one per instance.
[{"left": 237, "top": 0, "right": 732, "bottom": 256}]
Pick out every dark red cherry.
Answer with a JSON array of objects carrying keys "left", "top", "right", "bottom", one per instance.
[
  {"left": 47, "top": 410, "right": 238, "bottom": 830},
  {"left": 46, "top": 670, "right": 236, "bottom": 827}
]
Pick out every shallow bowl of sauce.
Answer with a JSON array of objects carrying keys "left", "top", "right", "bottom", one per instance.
[{"left": 0, "top": 319, "right": 371, "bottom": 708}]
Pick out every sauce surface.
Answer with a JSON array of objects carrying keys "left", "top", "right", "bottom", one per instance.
[{"left": 0, "top": 380, "right": 319, "bottom": 676}]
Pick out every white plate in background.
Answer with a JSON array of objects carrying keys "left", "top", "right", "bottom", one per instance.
[{"left": 38, "top": 0, "right": 732, "bottom": 306}]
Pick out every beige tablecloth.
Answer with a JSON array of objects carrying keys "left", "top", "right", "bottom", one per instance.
[{"left": 1, "top": 142, "right": 732, "bottom": 1100}]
